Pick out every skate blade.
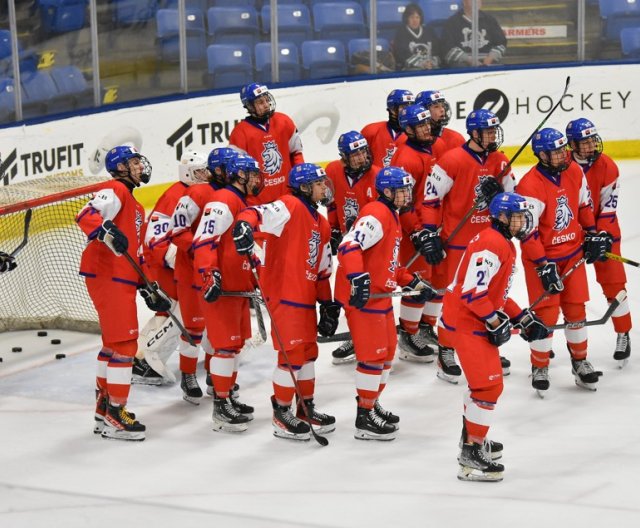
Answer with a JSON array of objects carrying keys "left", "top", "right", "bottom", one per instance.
[
  {"left": 206, "top": 386, "right": 214, "bottom": 396},
  {"left": 331, "top": 355, "right": 356, "bottom": 365},
  {"left": 398, "top": 350, "right": 435, "bottom": 363},
  {"left": 535, "top": 389, "right": 547, "bottom": 399},
  {"left": 101, "top": 427, "right": 145, "bottom": 442},
  {"left": 132, "top": 376, "right": 163, "bottom": 386},
  {"left": 457, "top": 465, "right": 503, "bottom": 482},
  {"left": 93, "top": 420, "right": 105, "bottom": 435},
  {"left": 212, "top": 421, "right": 249, "bottom": 433},
  {"left": 183, "top": 394, "right": 202, "bottom": 405},
  {"left": 354, "top": 429, "right": 397, "bottom": 441},
  {"left": 299, "top": 422, "right": 336, "bottom": 435},
  {"left": 617, "top": 358, "right": 630, "bottom": 369},
  {"left": 272, "top": 426, "right": 311, "bottom": 441},
  {"left": 574, "top": 379, "right": 597, "bottom": 391},
  {"left": 502, "top": 367, "right": 510, "bottom": 377},
  {"left": 436, "top": 368, "right": 460, "bottom": 384}
]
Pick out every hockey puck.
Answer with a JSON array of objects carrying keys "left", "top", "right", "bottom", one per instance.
[
  {"left": 51, "top": 339, "right": 61, "bottom": 345},
  {"left": 55, "top": 353, "right": 66, "bottom": 360},
  {"left": 0, "top": 357, "right": 3, "bottom": 362},
  {"left": 37, "top": 330, "right": 48, "bottom": 337},
  {"left": 12, "top": 346, "right": 22, "bottom": 353}
]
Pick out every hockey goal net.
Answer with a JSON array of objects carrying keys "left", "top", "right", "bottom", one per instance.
[{"left": 0, "top": 175, "right": 110, "bottom": 333}]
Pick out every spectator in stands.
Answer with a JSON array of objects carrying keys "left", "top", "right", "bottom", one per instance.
[
  {"left": 442, "top": 0, "right": 507, "bottom": 68},
  {"left": 392, "top": 3, "right": 442, "bottom": 71}
]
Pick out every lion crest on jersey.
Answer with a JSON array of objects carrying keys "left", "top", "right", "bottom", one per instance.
[
  {"left": 307, "top": 230, "right": 321, "bottom": 269},
  {"left": 343, "top": 198, "right": 359, "bottom": 231},
  {"left": 553, "top": 195, "right": 574, "bottom": 231},
  {"left": 389, "top": 236, "right": 400, "bottom": 273},
  {"left": 262, "top": 140, "right": 283, "bottom": 176},
  {"left": 383, "top": 147, "right": 396, "bottom": 167},
  {"left": 474, "top": 175, "right": 492, "bottom": 210}
]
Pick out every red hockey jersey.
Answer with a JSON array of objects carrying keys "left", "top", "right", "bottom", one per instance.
[
  {"left": 580, "top": 153, "right": 621, "bottom": 238},
  {"left": 361, "top": 121, "right": 405, "bottom": 168}
]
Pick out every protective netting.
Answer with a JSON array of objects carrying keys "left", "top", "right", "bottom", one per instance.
[{"left": 0, "top": 176, "right": 109, "bottom": 333}]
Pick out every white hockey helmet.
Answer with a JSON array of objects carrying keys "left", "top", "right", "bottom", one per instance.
[{"left": 178, "top": 150, "right": 209, "bottom": 185}]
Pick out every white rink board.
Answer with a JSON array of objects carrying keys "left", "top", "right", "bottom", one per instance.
[{"left": 0, "top": 63, "right": 638, "bottom": 186}]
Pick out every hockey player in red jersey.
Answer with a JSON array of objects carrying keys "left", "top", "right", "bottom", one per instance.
[
  {"left": 516, "top": 128, "right": 613, "bottom": 394},
  {"left": 229, "top": 83, "right": 304, "bottom": 205},
  {"left": 325, "top": 130, "right": 380, "bottom": 365},
  {"left": 335, "top": 166, "right": 438, "bottom": 441},
  {"left": 566, "top": 118, "right": 632, "bottom": 366},
  {"left": 193, "top": 155, "right": 263, "bottom": 433},
  {"left": 169, "top": 149, "right": 238, "bottom": 404},
  {"left": 415, "top": 90, "right": 466, "bottom": 151},
  {"left": 361, "top": 89, "right": 414, "bottom": 168},
  {"left": 76, "top": 146, "right": 170, "bottom": 441},
  {"left": 445, "top": 192, "right": 548, "bottom": 481},
  {"left": 422, "top": 109, "right": 515, "bottom": 381},
  {"left": 233, "top": 163, "right": 340, "bottom": 441}
]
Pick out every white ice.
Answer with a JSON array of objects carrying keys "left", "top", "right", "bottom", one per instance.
[{"left": 1, "top": 161, "right": 640, "bottom": 528}]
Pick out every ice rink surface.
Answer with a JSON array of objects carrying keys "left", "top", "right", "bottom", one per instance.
[{"left": 1, "top": 161, "right": 640, "bottom": 528}]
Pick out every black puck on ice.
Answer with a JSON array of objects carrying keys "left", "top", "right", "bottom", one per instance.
[
  {"left": 55, "top": 353, "right": 66, "bottom": 360},
  {"left": 0, "top": 357, "right": 3, "bottom": 362},
  {"left": 37, "top": 330, "right": 48, "bottom": 337},
  {"left": 12, "top": 346, "right": 22, "bottom": 353},
  {"left": 51, "top": 339, "right": 61, "bottom": 345}
]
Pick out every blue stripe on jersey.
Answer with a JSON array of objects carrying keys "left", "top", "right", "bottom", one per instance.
[
  {"left": 548, "top": 245, "right": 583, "bottom": 262},
  {"left": 112, "top": 277, "right": 139, "bottom": 287},
  {"left": 361, "top": 306, "right": 393, "bottom": 314},
  {"left": 281, "top": 299, "right": 316, "bottom": 310}
]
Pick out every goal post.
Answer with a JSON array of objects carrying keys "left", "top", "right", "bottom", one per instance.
[{"left": 0, "top": 175, "right": 110, "bottom": 333}]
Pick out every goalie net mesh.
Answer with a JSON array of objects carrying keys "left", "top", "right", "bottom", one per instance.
[{"left": 0, "top": 175, "right": 110, "bottom": 333}]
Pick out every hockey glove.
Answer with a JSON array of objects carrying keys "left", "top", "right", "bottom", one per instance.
[
  {"left": 232, "top": 220, "right": 255, "bottom": 255},
  {"left": 318, "top": 301, "right": 341, "bottom": 337},
  {"left": 97, "top": 220, "right": 128, "bottom": 256},
  {"left": 478, "top": 177, "right": 504, "bottom": 205},
  {"left": 485, "top": 310, "right": 512, "bottom": 347},
  {"left": 583, "top": 231, "right": 613, "bottom": 264},
  {"left": 349, "top": 272, "right": 371, "bottom": 309},
  {"left": 403, "top": 273, "right": 438, "bottom": 304},
  {"left": 139, "top": 282, "right": 172, "bottom": 312},
  {"left": 0, "top": 251, "right": 17, "bottom": 273},
  {"left": 202, "top": 269, "right": 223, "bottom": 303},
  {"left": 330, "top": 228, "right": 343, "bottom": 256},
  {"left": 535, "top": 262, "right": 564, "bottom": 294},
  {"left": 512, "top": 309, "right": 550, "bottom": 342},
  {"left": 415, "top": 229, "right": 446, "bottom": 265}
]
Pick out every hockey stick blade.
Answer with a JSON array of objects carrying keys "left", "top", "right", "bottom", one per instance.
[
  {"left": 10, "top": 208, "right": 33, "bottom": 257},
  {"left": 547, "top": 290, "right": 625, "bottom": 331},
  {"left": 318, "top": 330, "right": 351, "bottom": 344},
  {"left": 605, "top": 252, "right": 640, "bottom": 268},
  {"left": 253, "top": 292, "right": 268, "bottom": 342},
  {"left": 221, "top": 290, "right": 260, "bottom": 298}
]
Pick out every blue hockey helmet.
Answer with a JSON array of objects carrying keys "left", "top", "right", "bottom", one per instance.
[
  {"left": 416, "top": 89, "right": 451, "bottom": 127},
  {"left": 105, "top": 145, "right": 151, "bottom": 185},
  {"left": 466, "top": 109, "right": 503, "bottom": 152},
  {"left": 289, "top": 163, "right": 332, "bottom": 205},
  {"left": 227, "top": 154, "right": 263, "bottom": 196},
  {"left": 489, "top": 192, "right": 534, "bottom": 240},
  {"left": 375, "top": 166, "right": 414, "bottom": 208},
  {"left": 386, "top": 89, "right": 415, "bottom": 111},
  {"left": 338, "top": 130, "right": 372, "bottom": 175},
  {"left": 240, "top": 83, "right": 275, "bottom": 119},
  {"left": 532, "top": 128, "right": 571, "bottom": 172},
  {"left": 207, "top": 147, "right": 237, "bottom": 172},
  {"left": 566, "top": 117, "right": 603, "bottom": 162},
  {"left": 398, "top": 104, "right": 431, "bottom": 130}
]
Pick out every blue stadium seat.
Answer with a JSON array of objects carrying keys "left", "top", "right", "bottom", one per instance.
[
  {"left": 312, "top": 2, "right": 366, "bottom": 46},
  {"left": 301, "top": 40, "right": 347, "bottom": 79},
  {"left": 621, "top": 27, "right": 640, "bottom": 57},
  {"left": 0, "top": 77, "right": 15, "bottom": 122},
  {"left": 38, "top": 0, "right": 88, "bottom": 35},
  {"left": 164, "top": 0, "right": 208, "bottom": 10},
  {"left": 347, "top": 37, "right": 390, "bottom": 59},
  {"left": 156, "top": 8, "right": 207, "bottom": 63},
  {"left": 112, "top": 0, "right": 158, "bottom": 26},
  {"left": 0, "top": 30, "right": 39, "bottom": 76},
  {"left": 419, "top": 0, "right": 461, "bottom": 23},
  {"left": 365, "top": 1, "right": 407, "bottom": 42},
  {"left": 255, "top": 42, "right": 301, "bottom": 83},
  {"left": 50, "top": 65, "right": 92, "bottom": 109},
  {"left": 210, "top": 0, "right": 261, "bottom": 5},
  {"left": 20, "top": 70, "right": 61, "bottom": 117},
  {"left": 206, "top": 44, "right": 254, "bottom": 89},
  {"left": 599, "top": 0, "right": 640, "bottom": 41},
  {"left": 207, "top": 6, "right": 260, "bottom": 48},
  {"left": 261, "top": 4, "right": 312, "bottom": 49}
]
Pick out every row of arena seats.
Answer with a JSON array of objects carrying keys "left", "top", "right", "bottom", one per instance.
[{"left": 0, "top": 65, "right": 92, "bottom": 121}]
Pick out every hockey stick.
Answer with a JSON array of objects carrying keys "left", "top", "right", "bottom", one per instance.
[
  {"left": 10, "top": 208, "right": 33, "bottom": 257},
  {"left": 605, "top": 252, "right": 640, "bottom": 268},
  {"left": 405, "top": 76, "right": 572, "bottom": 269},
  {"left": 221, "top": 290, "right": 260, "bottom": 298},
  {"left": 248, "top": 258, "right": 329, "bottom": 447},
  {"left": 546, "top": 290, "right": 625, "bottom": 331},
  {"left": 318, "top": 330, "right": 351, "bottom": 344},
  {"left": 122, "top": 252, "right": 196, "bottom": 347},
  {"left": 252, "top": 290, "right": 268, "bottom": 342}
]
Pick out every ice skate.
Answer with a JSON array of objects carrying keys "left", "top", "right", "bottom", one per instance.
[
  {"left": 418, "top": 321, "right": 440, "bottom": 351},
  {"left": 571, "top": 358, "right": 602, "bottom": 391},
  {"left": 500, "top": 356, "right": 510, "bottom": 376},
  {"left": 131, "top": 357, "right": 164, "bottom": 386},
  {"left": 212, "top": 396, "right": 250, "bottom": 433},
  {"left": 457, "top": 442, "right": 504, "bottom": 482},
  {"left": 230, "top": 390, "right": 254, "bottom": 421},
  {"left": 101, "top": 401, "right": 145, "bottom": 441},
  {"left": 354, "top": 406, "right": 397, "bottom": 441},
  {"left": 397, "top": 326, "right": 435, "bottom": 363},
  {"left": 614, "top": 332, "right": 631, "bottom": 368},
  {"left": 271, "top": 396, "right": 310, "bottom": 441},
  {"left": 436, "top": 346, "right": 462, "bottom": 384},
  {"left": 531, "top": 365, "right": 550, "bottom": 398},
  {"left": 374, "top": 399, "right": 399, "bottom": 430},
  {"left": 181, "top": 372, "right": 203, "bottom": 405},
  {"left": 332, "top": 340, "right": 355, "bottom": 365},
  {"left": 94, "top": 390, "right": 107, "bottom": 435},
  {"left": 296, "top": 398, "right": 336, "bottom": 434}
]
